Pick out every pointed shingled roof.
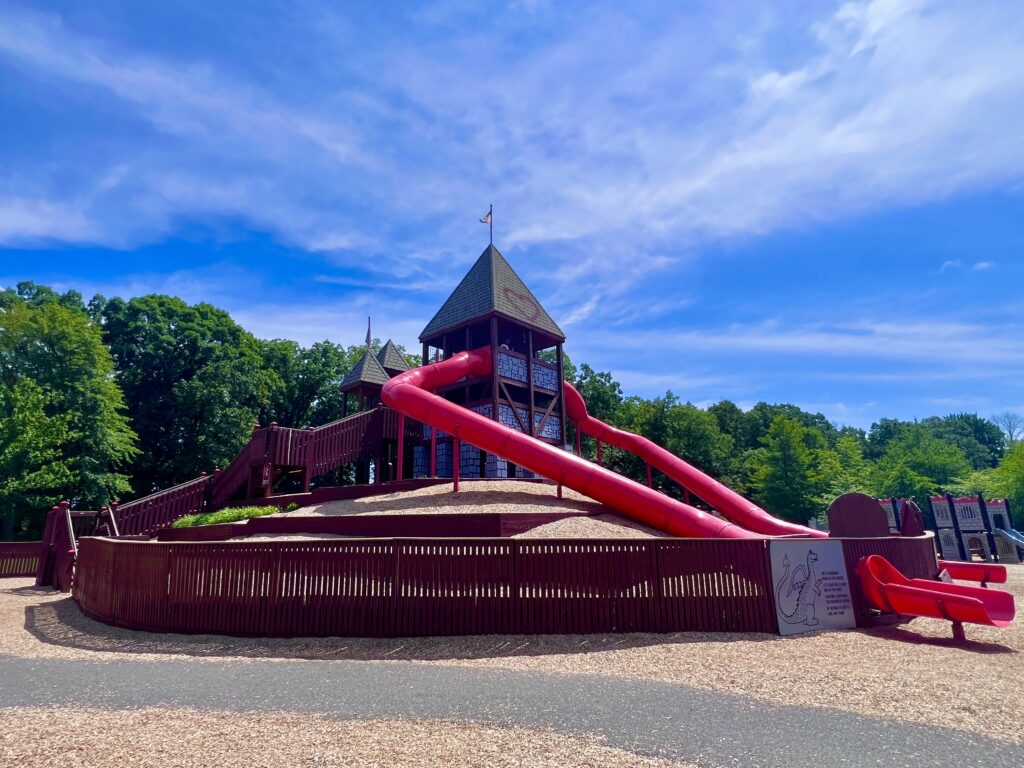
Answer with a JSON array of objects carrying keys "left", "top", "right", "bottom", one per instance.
[
  {"left": 376, "top": 339, "right": 411, "bottom": 374},
  {"left": 419, "top": 245, "right": 565, "bottom": 342},
  {"left": 341, "top": 348, "right": 390, "bottom": 390}
]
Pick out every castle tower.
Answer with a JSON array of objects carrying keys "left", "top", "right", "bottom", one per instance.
[
  {"left": 416, "top": 245, "right": 567, "bottom": 478},
  {"left": 377, "top": 339, "right": 411, "bottom": 377},
  {"left": 340, "top": 348, "right": 390, "bottom": 417}
]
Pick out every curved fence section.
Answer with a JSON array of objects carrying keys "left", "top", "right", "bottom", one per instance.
[
  {"left": 0, "top": 542, "right": 42, "bottom": 577},
  {"left": 74, "top": 536, "right": 779, "bottom": 636}
]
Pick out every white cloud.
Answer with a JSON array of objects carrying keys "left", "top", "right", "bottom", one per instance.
[
  {"left": 0, "top": 0, "right": 1021, "bottom": 294},
  {"left": 973, "top": 260, "right": 995, "bottom": 270}
]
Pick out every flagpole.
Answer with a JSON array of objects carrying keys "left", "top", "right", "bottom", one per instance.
[{"left": 489, "top": 204, "right": 493, "bottom": 245}]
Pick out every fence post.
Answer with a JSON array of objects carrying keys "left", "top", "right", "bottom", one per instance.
[
  {"left": 650, "top": 540, "right": 665, "bottom": 632},
  {"left": 390, "top": 539, "right": 403, "bottom": 637},
  {"left": 35, "top": 506, "right": 59, "bottom": 586}
]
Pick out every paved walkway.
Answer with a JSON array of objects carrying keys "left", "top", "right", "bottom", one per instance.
[{"left": 2, "top": 653, "right": 1021, "bottom": 767}]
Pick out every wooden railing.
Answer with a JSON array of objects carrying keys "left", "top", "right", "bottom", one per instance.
[
  {"left": 209, "top": 428, "right": 269, "bottom": 508},
  {"left": 305, "top": 408, "right": 383, "bottom": 478},
  {"left": 115, "top": 475, "right": 213, "bottom": 536}
]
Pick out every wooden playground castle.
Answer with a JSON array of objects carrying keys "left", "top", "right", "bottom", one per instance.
[{"left": 1, "top": 244, "right": 1015, "bottom": 640}]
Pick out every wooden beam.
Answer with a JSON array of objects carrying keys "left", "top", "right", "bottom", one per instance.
[
  {"left": 535, "top": 394, "right": 559, "bottom": 439},
  {"left": 498, "top": 380, "right": 529, "bottom": 433},
  {"left": 527, "top": 330, "right": 536, "bottom": 436}
]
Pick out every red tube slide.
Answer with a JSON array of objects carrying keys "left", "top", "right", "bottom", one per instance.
[
  {"left": 382, "top": 349, "right": 758, "bottom": 538},
  {"left": 856, "top": 555, "right": 1015, "bottom": 627},
  {"left": 563, "top": 382, "right": 825, "bottom": 538}
]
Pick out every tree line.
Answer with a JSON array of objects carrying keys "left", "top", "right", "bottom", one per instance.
[{"left": 1, "top": 281, "right": 1021, "bottom": 538}]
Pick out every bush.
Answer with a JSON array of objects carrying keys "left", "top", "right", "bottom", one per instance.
[
  {"left": 172, "top": 505, "right": 279, "bottom": 528},
  {"left": 285, "top": 502, "right": 300, "bottom": 512}
]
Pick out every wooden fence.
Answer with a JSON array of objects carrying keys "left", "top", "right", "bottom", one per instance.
[
  {"left": 0, "top": 542, "right": 43, "bottom": 578},
  {"left": 73, "top": 536, "right": 779, "bottom": 636}
]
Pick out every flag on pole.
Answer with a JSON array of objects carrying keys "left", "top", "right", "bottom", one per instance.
[
  {"left": 480, "top": 204, "right": 493, "bottom": 245},
  {"left": 365, "top": 316, "right": 371, "bottom": 347}
]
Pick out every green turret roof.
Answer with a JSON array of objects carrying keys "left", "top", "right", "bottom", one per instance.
[
  {"left": 341, "top": 348, "right": 390, "bottom": 390},
  {"left": 376, "top": 339, "right": 411, "bottom": 374},
  {"left": 419, "top": 245, "right": 565, "bottom": 342}
]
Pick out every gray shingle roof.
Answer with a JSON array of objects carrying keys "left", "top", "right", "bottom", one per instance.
[
  {"left": 376, "top": 339, "right": 411, "bottom": 374},
  {"left": 419, "top": 245, "right": 565, "bottom": 342},
  {"left": 341, "top": 349, "right": 391, "bottom": 390}
]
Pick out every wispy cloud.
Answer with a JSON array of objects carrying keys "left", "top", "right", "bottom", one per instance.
[
  {"left": 1, "top": 0, "right": 1023, "bottom": 299},
  {"left": 973, "top": 260, "right": 995, "bottom": 270}
]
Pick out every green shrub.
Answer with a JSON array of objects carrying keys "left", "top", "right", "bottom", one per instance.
[
  {"left": 284, "top": 502, "right": 300, "bottom": 512},
  {"left": 171, "top": 505, "right": 279, "bottom": 528}
]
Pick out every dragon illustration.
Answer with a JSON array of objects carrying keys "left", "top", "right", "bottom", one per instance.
[{"left": 775, "top": 550, "right": 822, "bottom": 626}]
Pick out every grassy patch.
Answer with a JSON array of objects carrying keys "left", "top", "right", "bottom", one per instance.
[{"left": 172, "top": 505, "right": 280, "bottom": 529}]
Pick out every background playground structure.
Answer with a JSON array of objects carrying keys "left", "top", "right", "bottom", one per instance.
[{"left": 878, "top": 494, "right": 1023, "bottom": 563}]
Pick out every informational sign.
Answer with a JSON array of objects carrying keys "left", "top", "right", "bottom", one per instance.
[
  {"left": 953, "top": 497, "right": 985, "bottom": 531},
  {"left": 930, "top": 496, "right": 954, "bottom": 528},
  {"left": 770, "top": 539, "right": 855, "bottom": 636}
]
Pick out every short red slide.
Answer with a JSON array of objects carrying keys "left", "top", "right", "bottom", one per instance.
[{"left": 856, "top": 555, "right": 1015, "bottom": 638}]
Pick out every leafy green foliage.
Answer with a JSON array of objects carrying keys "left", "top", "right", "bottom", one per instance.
[
  {"left": 745, "top": 416, "right": 821, "bottom": 523},
  {"left": 0, "top": 294, "right": 136, "bottom": 517},
  {"left": 171, "top": 504, "right": 281, "bottom": 528},
  {"left": 0, "top": 380, "right": 74, "bottom": 538},
  {"left": 100, "top": 295, "right": 274, "bottom": 495}
]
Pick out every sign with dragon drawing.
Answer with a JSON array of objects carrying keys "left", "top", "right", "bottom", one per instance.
[{"left": 769, "top": 540, "right": 855, "bottom": 635}]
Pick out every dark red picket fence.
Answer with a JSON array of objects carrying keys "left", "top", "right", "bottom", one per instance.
[
  {"left": 0, "top": 542, "right": 43, "bottom": 577},
  {"left": 73, "top": 536, "right": 779, "bottom": 636}
]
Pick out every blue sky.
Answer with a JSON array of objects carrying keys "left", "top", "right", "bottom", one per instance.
[{"left": 1, "top": 0, "right": 1022, "bottom": 428}]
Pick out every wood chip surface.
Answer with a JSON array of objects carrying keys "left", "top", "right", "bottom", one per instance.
[
  {"left": 2, "top": 565, "right": 1021, "bottom": 743},
  {"left": 0, "top": 708, "right": 688, "bottom": 767},
  {"left": 293, "top": 480, "right": 609, "bottom": 517}
]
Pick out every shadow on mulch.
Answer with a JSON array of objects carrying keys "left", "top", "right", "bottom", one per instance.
[
  {"left": 865, "top": 623, "right": 1017, "bottom": 653},
  {"left": 24, "top": 596, "right": 783, "bottom": 663}
]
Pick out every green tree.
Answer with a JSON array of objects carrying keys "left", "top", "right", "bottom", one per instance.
[
  {"left": 572, "top": 364, "right": 623, "bottom": 423},
  {"left": 747, "top": 416, "right": 820, "bottom": 523},
  {"left": 866, "top": 417, "right": 909, "bottom": 460},
  {"left": 259, "top": 339, "right": 352, "bottom": 427},
  {"left": 0, "top": 300, "right": 136, "bottom": 510},
  {"left": 101, "top": 295, "right": 273, "bottom": 495},
  {"left": 0, "top": 379, "right": 74, "bottom": 539},
  {"left": 813, "top": 433, "right": 873, "bottom": 508},
  {"left": 871, "top": 424, "right": 972, "bottom": 507},
  {"left": 921, "top": 413, "right": 1004, "bottom": 469}
]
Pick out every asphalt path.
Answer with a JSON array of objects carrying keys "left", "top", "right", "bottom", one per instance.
[{"left": 2, "top": 653, "right": 1021, "bottom": 767}]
